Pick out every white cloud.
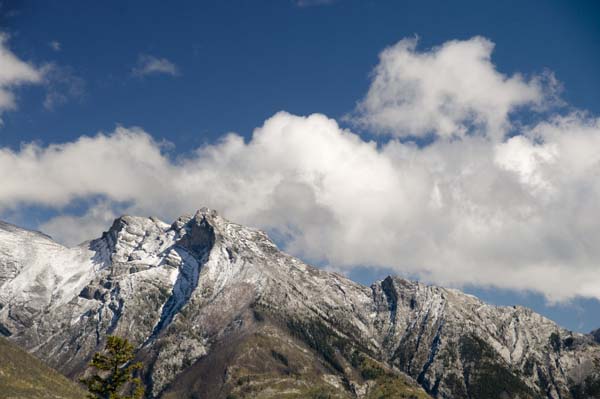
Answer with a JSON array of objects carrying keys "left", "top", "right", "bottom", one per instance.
[
  {"left": 350, "top": 36, "right": 556, "bottom": 140},
  {"left": 0, "top": 33, "right": 43, "bottom": 123},
  {"left": 132, "top": 54, "right": 179, "bottom": 78},
  {"left": 49, "top": 41, "right": 61, "bottom": 52},
  {"left": 0, "top": 126, "right": 171, "bottom": 210},
  {"left": 41, "top": 63, "right": 85, "bottom": 110},
  {"left": 2, "top": 36, "right": 600, "bottom": 303},
  {"left": 39, "top": 201, "right": 118, "bottom": 246},
  {"left": 3, "top": 110, "right": 600, "bottom": 302}
]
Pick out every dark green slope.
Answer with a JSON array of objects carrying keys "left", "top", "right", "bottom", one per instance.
[
  {"left": 0, "top": 337, "right": 85, "bottom": 399},
  {"left": 160, "top": 308, "right": 431, "bottom": 399}
]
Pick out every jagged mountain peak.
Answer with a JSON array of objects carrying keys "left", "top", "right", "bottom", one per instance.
[
  {"left": 1, "top": 210, "right": 600, "bottom": 398},
  {"left": 103, "top": 207, "right": 272, "bottom": 251},
  {"left": 97, "top": 208, "right": 279, "bottom": 280}
]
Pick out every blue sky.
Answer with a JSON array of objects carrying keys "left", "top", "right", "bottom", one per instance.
[
  {"left": 3, "top": 0, "right": 600, "bottom": 147},
  {"left": 1, "top": 0, "right": 600, "bottom": 332}
]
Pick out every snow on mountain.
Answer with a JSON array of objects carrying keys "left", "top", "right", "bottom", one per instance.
[
  {"left": 0, "top": 209, "right": 599, "bottom": 398},
  {"left": 0, "top": 221, "right": 105, "bottom": 314}
]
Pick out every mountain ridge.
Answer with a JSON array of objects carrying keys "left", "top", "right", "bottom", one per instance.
[{"left": 1, "top": 208, "right": 599, "bottom": 398}]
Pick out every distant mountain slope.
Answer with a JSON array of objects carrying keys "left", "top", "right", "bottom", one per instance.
[
  {"left": 1, "top": 209, "right": 599, "bottom": 398},
  {"left": 0, "top": 336, "right": 85, "bottom": 399},
  {"left": 159, "top": 313, "right": 431, "bottom": 399}
]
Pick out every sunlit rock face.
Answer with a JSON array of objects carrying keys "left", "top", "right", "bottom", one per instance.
[{"left": 1, "top": 209, "right": 599, "bottom": 398}]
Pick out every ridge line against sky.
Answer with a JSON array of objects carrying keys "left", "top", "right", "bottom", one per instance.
[{"left": 1, "top": 0, "right": 600, "bottom": 332}]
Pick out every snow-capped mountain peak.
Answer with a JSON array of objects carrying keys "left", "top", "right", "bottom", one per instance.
[{"left": 1, "top": 210, "right": 599, "bottom": 398}]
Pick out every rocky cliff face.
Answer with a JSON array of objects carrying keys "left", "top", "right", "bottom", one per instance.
[{"left": 0, "top": 209, "right": 599, "bottom": 398}]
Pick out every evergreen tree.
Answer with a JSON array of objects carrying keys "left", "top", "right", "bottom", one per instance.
[{"left": 80, "top": 336, "right": 145, "bottom": 399}]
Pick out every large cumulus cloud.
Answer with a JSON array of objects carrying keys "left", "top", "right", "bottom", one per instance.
[
  {"left": 1, "top": 36, "right": 600, "bottom": 302},
  {"left": 350, "top": 36, "right": 558, "bottom": 139}
]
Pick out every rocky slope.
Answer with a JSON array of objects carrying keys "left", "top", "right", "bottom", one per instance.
[{"left": 0, "top": 209, "right": 599, "bottom": 398}]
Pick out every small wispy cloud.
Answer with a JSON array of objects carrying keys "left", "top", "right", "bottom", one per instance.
[
  {"left": 132, "top": 54, "right": 179, "bottom": 78},
  {"left": 49, "top": 40, "right": 61, "bottom": 52},
  {"left": 41, "top": 63, "right": 86, "bottom": 110},
  {"left": 0, "top": 2, "right": 21, "bottom": 22}
]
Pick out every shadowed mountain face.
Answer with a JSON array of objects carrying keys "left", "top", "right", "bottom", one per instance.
[
  {"left": 592, "top": 329, "right": 600, "bottom": 344},
  {"left": 1, "top": 208, "right": 599, "bottom": 398},
  {"left": 0, "top": 336, "right": 86, "bottom": 399}
]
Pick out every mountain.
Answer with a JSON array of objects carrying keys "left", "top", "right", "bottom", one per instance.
[
  {"left": 1, "top": 209, "right": 599, "bottom": 398},
  {"left": 0, "top": 336, "right": 86, "bottom": 399}
]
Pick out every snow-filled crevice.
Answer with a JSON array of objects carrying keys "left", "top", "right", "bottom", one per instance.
[
  {"left": 149, "top": 247, "right": 203, "bottom": 339},
  {"left": 147, "top": 215, "right": 216, "bottom": 340}
]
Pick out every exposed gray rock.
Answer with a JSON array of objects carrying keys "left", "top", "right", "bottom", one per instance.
[{"left": 0, "top": 209, "right": 599, "bottom": 398}]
